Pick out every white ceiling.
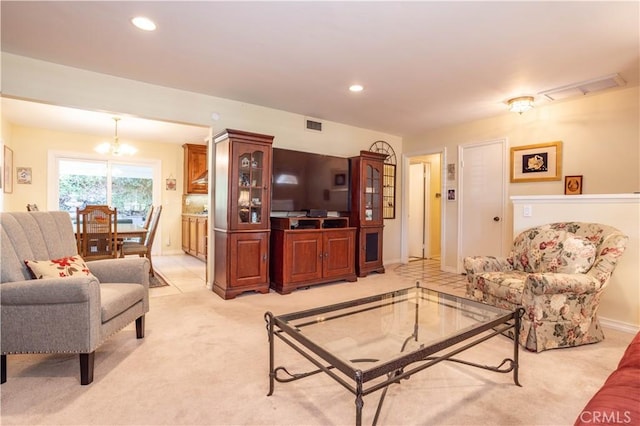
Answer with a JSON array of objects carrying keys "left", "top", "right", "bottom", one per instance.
[{"left": 1, "top": 1, "right": 638, "bottom": 140}]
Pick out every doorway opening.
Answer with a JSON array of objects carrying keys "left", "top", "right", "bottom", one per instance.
[{"left": 403, "top": 151, "right": 443, "bottom": 266}]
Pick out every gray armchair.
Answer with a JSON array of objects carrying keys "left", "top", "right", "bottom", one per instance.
[{"left": 1, "top": 211, "right": 150, "bottom": 384}]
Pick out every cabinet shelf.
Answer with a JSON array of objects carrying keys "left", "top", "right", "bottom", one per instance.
[
  {"left": 270, "top": 217, "right": 356, "bottom": 294},
  {"left": 213, "top": 129, "right": 274, "bottom": 300},
  {"left": 270, "top": 217, "right": 350, "bottom": 231},
  {"left": 350, "top": 150, "right": 386, "bottom": 277}
]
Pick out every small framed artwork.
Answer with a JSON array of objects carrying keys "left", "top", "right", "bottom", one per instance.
[
  {"left": 3, "top": 146, "right": 13, "bottom": 193},
  {"left": 447, "top": 163, "right": 456, "bottom": 181},
  {"left": 447, "top": 189, "right": 456, "bottom": 201},
  {"left": 510, "top": 141, "right": 562, "bottom": 183},
  {"left": 165, "top": 178, "right": 177, "bottom": 191},
  {"left": 16, "top": 167, "right": 32, "bottom": 184},
  {"left": 564, "top": 175, "right": 583, "bottom": 195}
]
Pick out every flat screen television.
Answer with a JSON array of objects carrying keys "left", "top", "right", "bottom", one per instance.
[{"left": 271, "top": 148, "right": 350, "bottom": 214}]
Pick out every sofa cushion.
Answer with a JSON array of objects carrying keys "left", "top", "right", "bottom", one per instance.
[
  {"left": 100, "top": 283, "right": 145, "bottom": 323},
  {"left": 469, "top": 270, "right": 527, "bottom": 305},
  {"left": 511, "top": 228, "right": 567, "bottom": 272},
  {"left": 510, "top": 229, "right": 596, "bottom": 274},
  {"left": 24, "top": 255, "right": 96, "bottom": 280},
  {"left": 555, "top": 236, "right": 597, "bottom": 274},
  {"left": 575, "top": 332, "right": 640, "bottom": 426}
]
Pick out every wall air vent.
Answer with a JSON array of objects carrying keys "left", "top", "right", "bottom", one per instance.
[
  {"left": 305, "top": 118, "right": 323, "bottom": 132},
  {"left": 538, "top": 73, "right": 626, "bottom": 102}
]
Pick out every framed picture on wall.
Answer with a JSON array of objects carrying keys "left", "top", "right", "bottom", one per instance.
[
  {"left": 510, "top": 141, "right": 562, "bottom": 183},
  {"left": 17, "top": 167, "right": 32, "bottom": 184},
  {"left": 564, "top": 175, "right": 583, "bottom": 195},
  {"left": 3, "top": 146, "right": 13, "bottom": 194},
  {"left": 447, "top": 189, "right": 456, "bottom": 201}
]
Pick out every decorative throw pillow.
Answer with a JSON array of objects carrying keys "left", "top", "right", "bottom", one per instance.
[
  {"left": 511, "top": 228, "right": 569, "bottom": 273},
  {"left": 24, "top": 256, "right": 96, "bottom": 280},
  {"left": 554, "top": 236, "right": 597, "bottom": 274}
]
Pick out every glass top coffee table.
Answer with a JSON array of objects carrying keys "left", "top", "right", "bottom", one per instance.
[{"left": 265, "top": 283, "right": 524, "bottom": 425}]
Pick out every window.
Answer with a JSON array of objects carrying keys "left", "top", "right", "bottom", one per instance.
[{"left": 56, "top": 157, "right": 155, "bottom": 226}]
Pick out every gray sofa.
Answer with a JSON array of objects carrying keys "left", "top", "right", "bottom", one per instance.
[{"left": 1, "top": 211, "right": 150, "bottom": 384}]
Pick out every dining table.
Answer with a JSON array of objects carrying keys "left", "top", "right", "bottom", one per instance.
[
  {"left": 75, "top": 223, "right": 148, "bottom": 259},
  {"left": 116, "top": 223, "right": 148, "bottom": 242}
]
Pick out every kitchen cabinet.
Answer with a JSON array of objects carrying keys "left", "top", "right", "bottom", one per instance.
[
  {"left": 270, "top": 217, "right": 356, "bottom": 294},
  {"left": 213, "top": 129, "right": 274, "bottom": 299},
  {"left": 350, "top": 151, "right": 387, "bottom": 277},
  {"left": 183, "top": 143, "right": 208, "bottom": 194},
  {"left": 182, "top": 214, "right": 207, "bottom": 261}
]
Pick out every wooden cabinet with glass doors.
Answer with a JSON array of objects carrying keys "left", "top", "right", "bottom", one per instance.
[
  {"left": 350, "top": 150, "right": 387, "bottom": 277},
  {"left": 213, "top": 129, "right": 274, "bottom": 299}
]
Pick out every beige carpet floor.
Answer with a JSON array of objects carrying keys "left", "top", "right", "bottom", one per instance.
[{"left": 0, "top": 270, "right": 635, "bottom": 425}]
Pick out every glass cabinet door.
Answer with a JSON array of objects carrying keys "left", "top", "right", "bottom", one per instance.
[
  {"left": 363, "top": 162, "right": 382, "bottom": 223},
  {"left": 235, "top": 145, "right": 269, "bottom": 229}
]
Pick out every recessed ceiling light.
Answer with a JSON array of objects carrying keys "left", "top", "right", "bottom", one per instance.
[
  {"left": 349, "top": 84, "right": 364, "bottom": 93},
  {"left": 131, "top": 16, "right": 156, "bottom": 31}
]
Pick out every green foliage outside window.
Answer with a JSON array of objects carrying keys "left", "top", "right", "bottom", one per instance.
[{"left": 59, "top": 175, "right": 152, "bottom": 215}]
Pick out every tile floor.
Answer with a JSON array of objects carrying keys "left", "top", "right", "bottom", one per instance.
[
  {"left": 150, "top": 254, "right": 208, "bottom": 297},
  {"left": 392, "top": 258, "right": 468, "bottom": 296},
  {"left": 151, "top": 255, "right": 469, "bottom": 298}
]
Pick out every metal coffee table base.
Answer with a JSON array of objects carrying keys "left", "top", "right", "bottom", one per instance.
[{"left": 265, "top": 293, "right": 524, "bottom": 425}]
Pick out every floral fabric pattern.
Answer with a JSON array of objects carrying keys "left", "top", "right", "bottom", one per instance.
[
  {"left": 464, "top": 222, "right": 628, "bottom": 352},
  {"left": 24, "top": 255, "right": 96, "bottom": 280}
]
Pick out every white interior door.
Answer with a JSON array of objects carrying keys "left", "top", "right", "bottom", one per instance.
[
  {"left": 459, "top": 140, "right": 506, "bottom": 269},
  {"left": 408, "top": 163, "right": 427, "bottom": 258}
]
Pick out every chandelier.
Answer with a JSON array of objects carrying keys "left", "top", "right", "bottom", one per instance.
[{"left": 95, "top": 117, "right": 137, "bottom": 156}]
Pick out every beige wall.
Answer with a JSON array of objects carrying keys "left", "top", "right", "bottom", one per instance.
[
  {"left": 1, "top": 53, "right": 403, "bottom": 264},
  {"left": 0, "top": 115, "right": 13, "bottom": 209},
  {"left": 3, "top": 124, "right": 187, "bottom": 254},
  {"left": 404, "top": 86, "right": 640, "bottom": 271},
  {"left": 512, "top": 194, "right": 640, "bottom": 329}
]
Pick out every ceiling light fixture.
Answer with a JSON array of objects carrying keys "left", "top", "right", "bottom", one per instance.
[
  {"left": 131, "top": 16, "right": 156, "bottom": 31},
  {"left": 507, "top": 96, "right": 535, "bottom": 114},
  {"left": 95, "top": 118, "right": 137, "bottom": 156},
  {"left": 349, "top": 84, "right": 364, "bottom": 93}
]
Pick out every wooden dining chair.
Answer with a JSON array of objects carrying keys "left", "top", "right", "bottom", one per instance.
[
  {"left": 143, "top": 205, "right": 154, "bottom": 230},
  {"left": 120, "top": 205, "right": 162, "bottom": 276},
  {"left": 76, "top": 205, "right": 118, "bottom": 260}
]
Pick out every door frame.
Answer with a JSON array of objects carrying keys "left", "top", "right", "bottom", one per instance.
[
  {"left": 400, "top": 147, "right": 446, "bottom": 270},
  {"left": 457, "top": 138, "right": 507, "bottom": 273}
]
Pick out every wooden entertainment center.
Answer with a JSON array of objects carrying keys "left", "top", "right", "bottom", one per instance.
[
  {"left": 212, "top": 129, "right": 385, "bottom": 299},
  {"left": 270, "top": 217, "right": 357, "bottom": 294}
]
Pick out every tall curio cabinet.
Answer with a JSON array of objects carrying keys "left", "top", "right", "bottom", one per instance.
[
  {"left": 213, "top": 129, "right": 274, "bottom": 299},
  {"left": 350, "top": 150, "right": 387, "bottom": 277}
]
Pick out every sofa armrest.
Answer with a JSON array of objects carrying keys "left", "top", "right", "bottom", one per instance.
[
  {"left": 1, "top": 277, "right": 103, "bottom": 353},
  {"left": 524, "top": 272, "right": 602, "bottom": 296},
  {"left": 0, "top": 276, "right": 100, "bottom": 305},
  {"left": 463, "top": 256, "right": 513, "bottom": 276},
  {"left": 87, "top": 257, "right": 150, "bottom": 285}
]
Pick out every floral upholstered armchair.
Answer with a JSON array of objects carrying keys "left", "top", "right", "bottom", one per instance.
[{"left": 464, "top": 222, "right": 628, "bottom": 352}]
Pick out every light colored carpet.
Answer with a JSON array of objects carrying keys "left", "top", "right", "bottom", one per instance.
[{"left": 0, "top": 271, "right": 635, "bottom": 425}]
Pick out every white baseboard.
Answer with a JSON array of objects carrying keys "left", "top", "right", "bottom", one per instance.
[{"left": 600, "top": 317, "right": 640, "bottom": 334}]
